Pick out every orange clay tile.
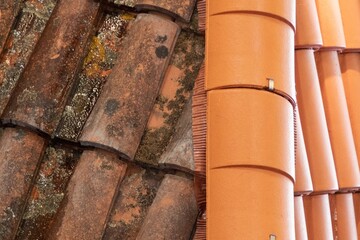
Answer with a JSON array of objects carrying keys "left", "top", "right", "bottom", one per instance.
[
  {"left": 208, "top": 0, "right": 296, "bottom": 30},
  {"left": 47, "top": 149, "right": 127, "bottom": 240},
  {"left": 338, "top": 0, "right": 360, "bottom": 52},
  {"left": 294, "top": 109, "right": 313, "bottom": 195},
  {"left": 208, "top": 168, "right": 294, "bottom": 239},
  {"left": 207, "top": 89, "right": 295, "bottom": 181},
  {"left": 353, "top": 193, "right": 360, "bottom": 239},
  {"left": 0, "top": 127, "right": 45, "bottom": 239},
  {"left": 134, "top": 0, "right": 196, "bottom": 22},
  {"left": 303, "top": 194, "right": 334, "bottom": 240},
  {"left": 295, "top": 0, "right": 322, "bottom": 49},
  {"left": 315, "top": 51, "right": 360, "bottom": 191},
  {"left": 136, "top": 174, "right": 197, "bottom": 240},
  {"left": 295, "top": 50, "right": 338, "bottom": 193},
  {"left": 206, "top": 13, "right": 295, "bottom": 99},
  {"left": 1, "top": 0, "right": 101, "bottom": 135},
  {"left": 159, "top": 99, "right": 193, "bottom": 172},
  {"left": 339, "top": 53, "right": 360, "bottom": 169},
  {"left": 0, "top": 1, "right": 21, "bottom": 54},
  {"left": 295, "top": 196, "right": 308, "bottom": 240},
  {"left": 80, "top": 13, "right": 180, "bottom": 160},
  {"left": 330, "top": 193, "right": 358, "bottom": 240},
  {"left": 315, "top": 0, "right": 346, "bottom": 50}
]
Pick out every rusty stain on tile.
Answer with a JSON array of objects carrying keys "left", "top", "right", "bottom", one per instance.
[
  {"left": 135, "top": 31, "right": 204, "bottom": 165},
  {"left": 17, "top": 145, "right": 81, "bottom": 240},
  {"left": 159, "top": 98, "right": 194, "bottom": 172},
  {"left": 47, "top": 149, "right": 127, "bottom": 240},
  {"left": 103, "top": 165, "right": 163, "bottom": 240},
  {"left": 0, "top": 127, "right": 45, "bottom": 240},
  {"left": 0, "top": 0, "right": 58, "bottom": 116},
  {"left": 136, "top": 174, "right": 197, "bottom": 240},
  {"left": 55, "top": 12, "right": 134, "bottom": 141},
  {"left": 0, "top": 0, "right": 22, "bottom": 54},
  {"left": 135, "top": 0, "right": 196, "bottom": 22},
  {"left": 80, "top": 13, "right": 180, "bottom": 160},
  {"left": 1, "top": 0, "right": 101, "bottom": 135}
]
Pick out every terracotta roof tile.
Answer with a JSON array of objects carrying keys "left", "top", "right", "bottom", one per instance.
[
  {"left": 339, "top": 53, "right": 360, "bottom": 169},
  {"left": 208, "top": 89, "right": 295, "bottom": 181},
  {"left": 330, "top": 193, "right": 358, "bottom": 240},
  {"left": 1, "top": 0, "right": 101, "bottom": 135},
  {"left": 0, "top": 127, "right": 45, "bottom": 239},
  {"left": 136, "top": 174, "right": 197, "bottom": 240},
  {"left": 338, "top": 0, "right": 360, "bottom": 52},
  {"left": 159, "top": 98, "right": 194, "bottom": 172},
  {"left": 353, "top": 193, "right": 360, "bottom": 239},
  {"left": 0, "top": 0, "right": 57, "bottom": 116},
  {"left": 80, "top": 13, "right": 180, "bottom": 160},
  {"left": 134, "top": 0, "right": 196, "bottom": 22},
  {"left": 315, "top": 50, "right": 360, "bottom": 191},
  {"left": 103, "top": 165, "right": 163, "bottom": 239},
  {"left": 0, "top": 1, "right": 21, "bottom": 54},
  {"left": 295, "top": 49, "right": 338, "bottom": 193},
  {"left": 55, "top": 12, "right": 134, "bottom": 142},
  {"left": 303, "top": 194, "right": 334, "bottom": 240},
  {"left": 17, "top": 144, "right": 81, "bottom": 239},
  {"left": 134, "top": 31, "right": 204, "bottom": 166},
  {"left": 315, "top": 0, "right": 346, "bottom": 50},
  {"left": 295, "top": 0, "right": 322, "bottom": 49},
  {"left": 47, "top": 149, "right": 127, "bottom": 239},
  {"left": 295, "top": 196, "right": 308, "bottom": 240},
  {"left": 294, "top": 110, "right": 313, "bottom": 195}
]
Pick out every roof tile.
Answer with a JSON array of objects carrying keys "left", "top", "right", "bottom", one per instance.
[
  {"left": 134, "top": 0, "right": 196, "bottom": 22},
  {"left": 1, "top": 0, "right": 101, "bottom": 135},
  {"left": 206, "top": 13, "right": 295, "bottom": 99},
  {"left": 339, "top": 53, "right": 360, "bottom": 169},
  {"left": 159, "top": 98, "right": 193, "bottom": 172},
  {"left": 17, "top": 144, "right": 81, "bottom": 239},
  {"left": 295, "top": 0, "right": 322, "bottom": 49},
  {"left": 136, "top": 174, "right": 197, "bottom": 240},
  {"left": 295, "top": 49, "right": 338, "bottom": 193},
  {"left": 0, "top": 1, "right": 21, "bottom": 54},
  {"left": 103, "top": 165, "right": 163, "bottom": 239},
  {"left": 295, "top": 196, "right": 308, "bottom": 240},
  {"left": 315, "top": 0, "right": 346, "bottom": 50},
  {"left": 47, "top": 149, "right": 127, "bottom": 239},
  {"left": 330, "top": 193, "right": 358, "bottom": 240},
  {"left": 353, "top": 193, "right": 360, "bottom": 239},
  {"left": 315, "top": 51, "right": 360, "bottom": 191},
  {"left": 80, "top": 13, "right": 180, "bottom": 160},
  {"left": 294, "top": 109, "right": 313, "bottom": 195},
  {"left": 303, "top": 194, "right": 334, "bottom": 240},
  {"left": 208, "top": 89, "right": 295, "bottom": 180},
  {"left": 0, "top": 0, "right": 57, "bottom": 116},
  {"left": 338, "top": 0, "right": 360, "bottom": 52},
  {"left": 0, "top": 127, "right": 45, "bottom": 239}
]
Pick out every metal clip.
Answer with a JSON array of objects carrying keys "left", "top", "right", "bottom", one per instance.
[
  {"left": 267, "top": 78, "right": 275, "bottom": 91},
  {"left": 269, "top": 234, "right": 276, "bottom": 240}
]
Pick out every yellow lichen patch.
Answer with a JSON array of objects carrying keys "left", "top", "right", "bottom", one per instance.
[
  {"left": 121, "top": 13, "right": 135, "bottom": 21},
  {"left": 83, "top": 37, "right": 105, "bottom": 77}
]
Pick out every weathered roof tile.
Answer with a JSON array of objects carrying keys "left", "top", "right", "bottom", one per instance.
[
  {"left": 80, "top": 13, "right": 180, "bottom": 160},
  {"left": 1, "top": 0, "right": 101, "bottom": 135},
  {"left": 0, "top": 1, "right": 21, "bottom": 54}
]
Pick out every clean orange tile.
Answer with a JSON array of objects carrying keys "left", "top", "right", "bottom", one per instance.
[
  {"left": 295, "top": 0, "right": 322, "bottom": 49},
  {"left": 315, "top": 0, "right": 346, "bottom": 50},
  {"left": 295, "top": 50, "right": 338, "bottom": 193},
  {"left": 315, "top": 51, "right": 360, "bottom": 191},
  {"left": 206, "top": 13, "right": 295, "bottom": 99},
  {"left": 303, "top": 194, "right": 334, "bottom": 240},
  {"left": 207, "top": 89, "right": 294, "bottom": 181},
  {"left": 339, "top": 0, "right": 360, "bottom": 52},
  {"left": 208, "top": 167, "right": 294, "bottom": 239},
  {"left": 339, "top": 53, "right": 360, "bottom": 169},
  {"left": 295, "top": 196, "right": 308, "bottom": 240},
  {"left": 353, "top": 193, "right": 360, "bottom": 239}
]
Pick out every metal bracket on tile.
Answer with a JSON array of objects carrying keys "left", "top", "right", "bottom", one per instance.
[
  {"left": 269, "top": 234, "right": 276, "bottom": 240},
  {"left": 267, "top": 78, "right": 275, "bottom": 91}
]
